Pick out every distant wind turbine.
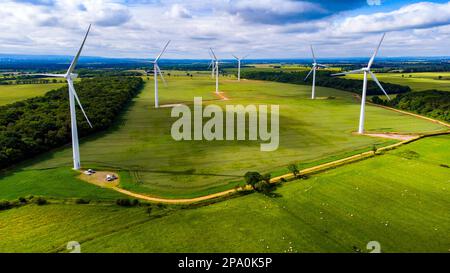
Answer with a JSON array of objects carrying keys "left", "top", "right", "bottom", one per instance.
[
  {"left": 31, "top": 25, "right": 93, "bottom": 170},
  {"left": 304, "top": 45, "right": 327, "bottom": 99},
  {"left": 152, "top": 40, "right": 170, "bottom": 108},
  {"left": 331, "top": 33, "right": 391, "bottom": 134},
  {"left": 208, "top": 51, "right": 215, "bottom": 79},
  {"left": 210, "top": 48, "right": 220, "bottom": 94},
  {"left": 232, "top": 54, "right": 249, "bottom": 81}
]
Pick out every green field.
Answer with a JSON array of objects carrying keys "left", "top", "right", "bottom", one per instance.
[
  {"left": 0, "top": 83, "right": 65, "bottom": 105},
  {"left": 1, "top": 74, "right": 446, "bottom": 200},
  {"left": 1, "top": 135, "right": 448, "bottom": 253},
  {"left": 0, "top": 74, "right": 446, "bottom": 200},
  {"left": 344, "top": 72, "right": 450, "bottom": 92}
]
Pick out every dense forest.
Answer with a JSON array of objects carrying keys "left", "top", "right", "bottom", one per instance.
[
  {"left": 240, "top": 70, "right": 411, "bottom": 96},
  {"left": 372, "top": 90, "right": 450, "bottom": 122},
  {"left": 0, "top": 77, "right": 143, "bottom": 169}
]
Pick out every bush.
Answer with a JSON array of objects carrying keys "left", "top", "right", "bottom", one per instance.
[
  {"left": 75, "top": 198, "right": 90, "bottom": 204},
  {"left": 18, "top": 197, "right": 27, "bottom": 203},
  {"left": 0, "top": 200, "right": 11, "bottom": 210},
  {"left": 116, "top": 198, "right": 140, "bottom": 207},
  {"left": 33, "top": 197, "right": 47, "bottom": 205},
  {"left": 244, "top": 171, "right": 263, "bottom": 189},
  {"left": 288, "top": 164, "right": 300, "bottom": 177}
]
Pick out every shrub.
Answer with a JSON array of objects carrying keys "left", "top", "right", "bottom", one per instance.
[
  {"left": 116, "top": 198, "right": 140, "bottom": 207},
  {"left": 75, "top": 198, "right": 90, "bottom": 204},
  {"left": 0, "top": 200, "right": 11, "bottom": 210},
  {"left": 18, "top": 197, "right": 27, "bottom": 203},
  {"left": 288, "top": 164, "right": 300, "bottom": 177},
  {"left": 244, "top": 171, "right": 263, "bottom": 189},
  {"left": 33, "top": 197, "right": 47, "bottom": 205}
]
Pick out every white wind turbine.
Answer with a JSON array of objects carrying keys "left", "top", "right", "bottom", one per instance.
[
  {"left": 232, "top": 54, "right": 248, "bottom": 81},
  {"left": 31, "top": 25, "right": 93, "bottom": 170},
  {"left": 210, "top": 48, "right": 220, "bottom": 94},
  {"left": 208, "top": 51, "right": 216, "bottom": 78},
  {"left": 304, "top": 45, "right": 327, "bottom": 99},
  {"left": 152, "top": 40, "right": 170, "bottom": 108},
  {"left": 331, "top": 33, "right": 390, "bottom": 134}
]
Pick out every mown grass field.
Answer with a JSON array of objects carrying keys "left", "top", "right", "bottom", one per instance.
[
  {"left": 1, "top": 135, "right": 448, "bottom": 253},
  {"left": 344, "top": 72, "right": 450, "bottom": 92},
  {"left": 0, "top": 83, "right": 66, "bottom": 105},
  {"left": 0, "top": 74, "right": 447, "bottom": 200}
]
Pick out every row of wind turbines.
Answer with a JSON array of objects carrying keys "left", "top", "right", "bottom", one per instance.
[{"left": 33, "top": 24, "right": 390, "bottom": 170}]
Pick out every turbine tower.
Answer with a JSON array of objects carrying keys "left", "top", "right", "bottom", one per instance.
[
  {"left": 331, "top": 33, "right": 390, "bottom": 134},
  {"left": 31, "top": 25, "right": 93, "bottom": 170},
  {"left": 232, "top": 54, "right": 248, "bottom": 81},
  {"left": 152, "top": 40, "right": 170, "bottom": 108},
  {"left": 210, "top": 48, "right": 219, "bottom": 94},
  {"left": 304, "top": 45, "right": 326, "bottom": 99}
]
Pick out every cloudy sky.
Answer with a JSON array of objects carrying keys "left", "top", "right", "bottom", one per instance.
[{"left": 1, "top": 0, "right": 450, "bottom": 59}]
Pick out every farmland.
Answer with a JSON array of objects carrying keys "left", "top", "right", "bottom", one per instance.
[
  {"left": 1, "top": 134, "right": 448, "bottom": 253},
  {"left": 0, "top": 82, "right": 65, "bottom": 105},
  {"left": 0, "top": 74, "right": 446, "bottom": 200},
  {"left": 344, "top": 72, "right": 450, "bottom": 92}
]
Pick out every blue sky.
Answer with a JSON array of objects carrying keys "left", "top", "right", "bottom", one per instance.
[{"left": 1, "top": 0, "right": 450, "bottom": 59}]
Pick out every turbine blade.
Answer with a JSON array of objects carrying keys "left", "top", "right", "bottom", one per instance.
[
  {"left": 232, "top": 54, "right": 239, "bottom": 60},
  {"left": 210, "top": 48, "right": 217, "bottom": 60},
  {"left": 155, "top": 40, "right": 171, "bottom": 62},
  {"left": 69, "top": 81, "right": 93, "bottom": 128},
  {"left": 157, "top": 64, "right": 167, "bottom": 86},
  {"left": 331, "top": 69, "right": 363, "bottom": 76},
  {"left": 67, "top": 24, "right": 91, "bottom": 75},
  {"left": 367, "top": 33, "right": 385, "bottom": 69},
  {"left": 304, "top": 68, "right": 314, "bottom": 81},
  {"left": 242, "top": 54, "right": 250, "bottom": 59},
  {"left": 310, "top": 45, "right": 316, "bottom": 63},
  {"left": 369, "top": 71, "right": 390, "bottom": 100}
]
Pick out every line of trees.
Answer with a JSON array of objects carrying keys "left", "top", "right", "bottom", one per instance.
[
  {"left": 372, "top": 90, "right": 449, "bottom": 122},
  {"left": 241, "top": 70, "right": 411, "bottom": 96},
  {"left": 0, "top": 77, "right": 143, "bottom": 169}
]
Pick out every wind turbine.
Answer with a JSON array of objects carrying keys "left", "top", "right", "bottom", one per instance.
[
  {"left": 304, "top": 45, "right": 326, "bottom": 99},
  {"left": 152, "top": 40, "right": 170, "bottom": 108},
  {"left": 210, "top": 48, "right": 219, "bottom": 94},
  {"left": 232, "top": 54, "right": 248, "bottom": 81},
  {"left": 30, "top": 25, "right": 93, "bottom": 170},
  {"left": 208, "top": 51, "right": 216, "bottom": 79},
  {"left": 331, "top": 33, "right": 390, "bottom": 134}
]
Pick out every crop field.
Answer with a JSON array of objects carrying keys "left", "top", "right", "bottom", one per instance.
[
  {"left": 344, "top": 72, "right": 450, "bottom": 91},
  {"left": 0, "top": 74, "right": 446, "bottom": 200},
  {"left": 1, "top": 135, "right": 448, "bottom": 253},
  {"left": 0, "top": 82, "right": 65, "bottom": 105}
]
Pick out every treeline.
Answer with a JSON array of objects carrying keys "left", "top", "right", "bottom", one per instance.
[
  {"left": 372, "top": 90, "right": 450, "bottom": 122},
  {"left": 241, "top": 70, "right": 411, "bottom": 96},
  {"left": 0, "top": 77, "right": 143, "bottom": 169}
]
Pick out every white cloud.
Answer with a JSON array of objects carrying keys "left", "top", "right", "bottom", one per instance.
[
  {"left": 337, "top": 2, "right": 450, "bottom": 33},
  {"left": 166, "top": 4, "right": 192, "bottom": 19},
  {"left": 0, "top": 0, "right": 449, "bottom": 58}
]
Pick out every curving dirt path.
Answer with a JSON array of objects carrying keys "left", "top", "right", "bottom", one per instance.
[{"left": 215, "top": 91, "right": 230, "bottom": 101}]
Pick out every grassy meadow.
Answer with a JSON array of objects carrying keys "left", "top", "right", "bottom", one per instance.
[
  {"left": 1, "top": 135, "right": 448, "bottom": 253},
  {"left": 344, "top": 72, "right": 450, "bottom": 92},
  {"left": 0, "top": 82, "right": 65, "bottom": 105},
  {"left": 0, "top": 73, "right": 446, "bottom": 200}
]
